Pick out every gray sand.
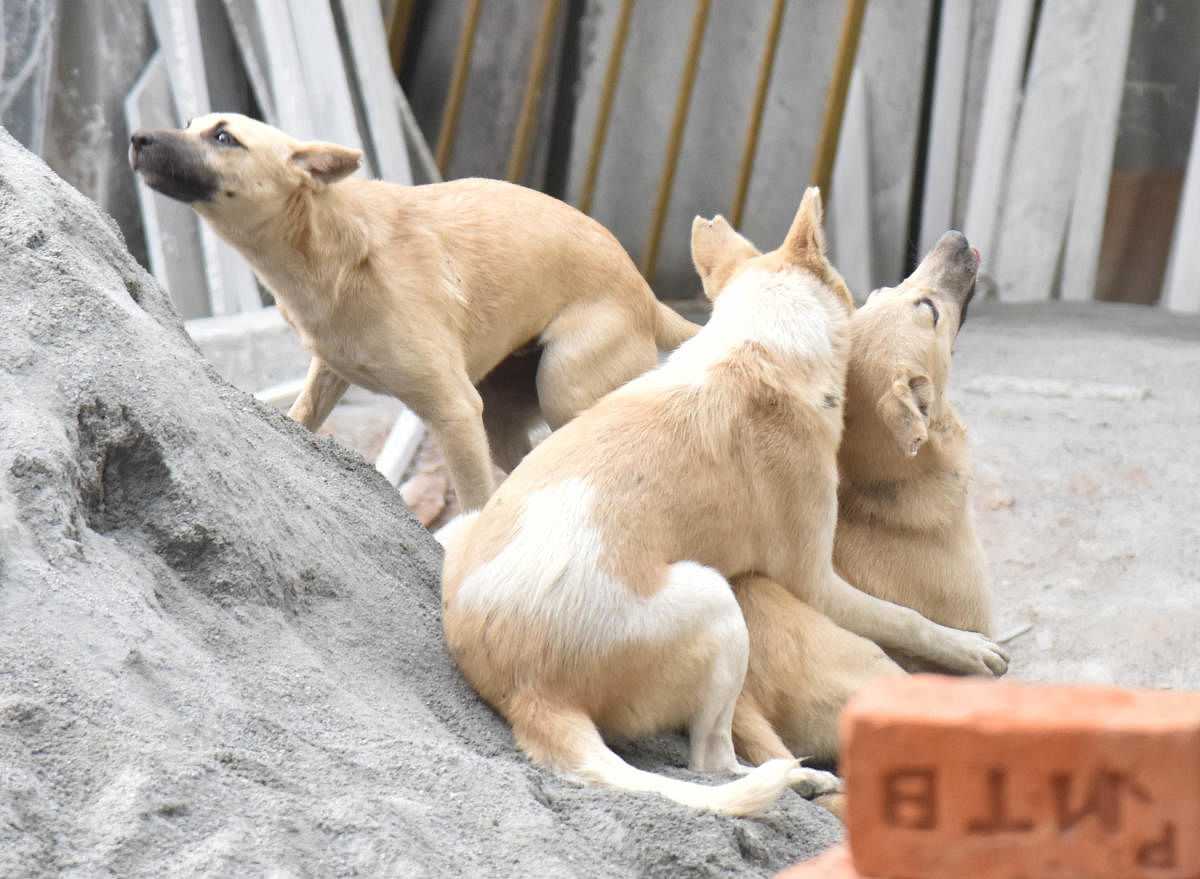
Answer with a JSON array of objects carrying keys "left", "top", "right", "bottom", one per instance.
[{"left": 0, "top": 129, "right": 840, "bottom": 877}]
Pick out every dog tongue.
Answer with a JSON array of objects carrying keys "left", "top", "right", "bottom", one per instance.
[{"left": 971, "top": 246, "right": 981, "bottom": 264}]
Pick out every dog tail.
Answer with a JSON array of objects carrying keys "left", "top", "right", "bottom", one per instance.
[
  {"left": 653, "top": 301, "right": 703, "bottom": 351},
  {"left": 511, "top": 696, "right": 798, "bottom": 816}
]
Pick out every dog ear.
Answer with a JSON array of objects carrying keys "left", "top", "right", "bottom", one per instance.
[
  {"left": 290, "top": 142, "right": 363, "bottom": 185},
  {"left": 690, "top": 215, "right": 760, "bottom": 300},
  {"left": 876, "top": 374, "right": 933, "bottom": 457},
  {"left": 782, "top": 186, "right": 827, "bottom": 263}
]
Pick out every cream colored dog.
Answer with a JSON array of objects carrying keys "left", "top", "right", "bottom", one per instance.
[
  {"left": 732, "top": 232, "right": 993, "bottom": 814},
  {"left": 129, "top": 113, "right": 698, "bottom": 511},
  {"left": 440, "top": 192, "right": 1006, "bottom": 816}
]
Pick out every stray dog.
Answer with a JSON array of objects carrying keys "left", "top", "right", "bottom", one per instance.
[
  {"left": 129, "top": 113, "right": 699, "bottom": 512},
  {"left": 440, "top": 191, "right": 1006, "bottom": 816},
  {"left": 732, "top": 232, "right": 991, "bottom": 815}
]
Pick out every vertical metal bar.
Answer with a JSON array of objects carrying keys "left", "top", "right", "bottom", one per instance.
[
  {"left": 810, "top": 0, "right": 869, "bottom": 199},
  {"left": 731, "top": 0, "right": 787, "bottom": 229},
  {"left": 507, "top": 0, "right": 564, "bottom": 183},
  {"left": 578, "top": 0, "right": 636, "bottom": 215},
  {"left": 385, "top": 0, "right": 417, "bottom": 76},
  {"left": 642, "top": 0, "right": 711, "bottom": 283},
  {"left": 435, "top": 0, "right": 484, "bottom": 175}
]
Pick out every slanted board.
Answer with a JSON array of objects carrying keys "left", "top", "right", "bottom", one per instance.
[
  {"left": 285, "top": 0, "right": 364, "bottom": 155},
  {"left": 963, "top": 0, "right": 1035, "bottom": 264},
  {"left": 918, "top": 0, "right": 972, "bottom": 256},
  {"left": 1162, "top": 74, "right": 1200, "bottom": 312},
  {"left": 126, "top": 51, "right": 211, "bottom": 320},
  {"left": 1060, "top": 0, "right": 1135, "bottom": 303},
  {"left": 828, "top": 67, "right": 874, "bottom": 300},
  {"left": 220, "top": 0, "right": 278, "bottom": 123},
  {"left": 395, "top": 79, "right": 441, "bottom": 184},
  {"left": 336, "top": 0, "right": 412, "bottom": 184},
  {"left": 0, "top": 0, "right": 60, "bottom": 155},
  {"left": 252, "top": 0, "right": 315, "bottom": 137},
  {"left": 991, "top": 0, "right": 1112, "bottom": 301},
  {"left": 146, "top": 0, "right": 262, "bottom": 316}
]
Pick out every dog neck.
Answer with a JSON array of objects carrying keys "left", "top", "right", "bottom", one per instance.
[
  {"left": 665, "top": 268, "right": 850, "bottom": 394},
  {"left": 837, "top": 404, "right": 970, "bottom": 532},
  {"left": 200, "top": 179, "right": 373, "bottom": 320}
]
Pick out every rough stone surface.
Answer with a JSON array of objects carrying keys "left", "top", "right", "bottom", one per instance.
[{"left": 0, "top": 129, "right": 842, "bottom": 877}]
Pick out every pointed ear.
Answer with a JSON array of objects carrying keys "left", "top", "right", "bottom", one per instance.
[
  {"left": 690, "top": 215, "right": 760, "bottom": 300},
  {"left": 782, "top": 186, "right": 827, "bottom": 264},
  {"left": 877, "top": 374, "right": 933, "bottom": 457},
  {"left": 290, "top": 141, "right": 363, "bottom": 185}
]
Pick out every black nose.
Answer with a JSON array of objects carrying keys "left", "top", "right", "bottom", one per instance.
[{"left": 130, "top": 131, "right": 152, "bottom": 150}]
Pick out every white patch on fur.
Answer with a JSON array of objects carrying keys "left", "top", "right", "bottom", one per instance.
[
  {"left": 456, "top": 479, "right": 740, "bottom": 655},
  {"left": 639, "top": 268, "right": 836, "bottom": 392}
]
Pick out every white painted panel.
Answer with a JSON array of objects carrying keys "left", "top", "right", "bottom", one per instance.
[
  {"left": 828, "top": 67, "right": 874, "bottom": 300},
  {"left": 1162, "top": 77, "right": 1200, "bottom": 312},
  {"left": 919, "top": 0, "right": 972, "bottom": 255},
  {"left": 337, "top": 0, "right": 412, "bottom": 183},
  {"left": 1060, "top": 0, "right": 1135, "bottom": 303},
  {"left": 991, "top": 0, "right": 1110, "bottom": 301},
  {"left": 963, "top": 0, "right": 1034, "bottom": 262}
]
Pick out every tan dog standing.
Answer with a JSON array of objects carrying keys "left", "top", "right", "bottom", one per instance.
[
  {"left": 440, "top": 191, "right": 1006, "bottom": 816},
  {"left": 732, "top": 233, "right": 992, "bottom": 813},
  {"left": 129, "top": 113, "right": 698, "bottom": 512}
]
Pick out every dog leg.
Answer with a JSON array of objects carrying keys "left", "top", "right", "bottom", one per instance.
[
  {"left": 732, "top": 700, "right": 842, "bottom": 804},
  {"left": 807, "top": 570, "right": 1009, "bottom": 676},
  {"left": 537, "top": 310, "right": 658, "bottom": 428},
  {"left": 422, "top": 383, "right": 495, "bottom": 512},
  {"left": 673, "top": 563, "right": 752, "bottom": 775},
  {"left": 732, "top": 700, "right": 793, "bottom": 766},
  {"left": 288, "top": 356, "right": 350, "bottom": 430}
]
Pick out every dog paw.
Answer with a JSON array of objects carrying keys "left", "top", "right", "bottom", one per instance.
[
  {"left": 934, "top": 627, "right": 1010, "bottom": 676},
  {"left": 785, "top": 765, "right": 842, "bottom": 799}
]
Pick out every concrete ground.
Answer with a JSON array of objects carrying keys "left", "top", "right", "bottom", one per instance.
[
  {"left": 949, "top": 300, "right": 1200, "bottom": 691},
  {"left": 194, "top": 299, "right": 1200, "bottom": 692}
]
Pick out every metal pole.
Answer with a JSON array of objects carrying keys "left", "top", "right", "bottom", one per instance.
[
  {"left": 507, "top": 0, "right": 564, "bottom": 183},
  {"left": 731, "top": 0, "right": 787, "bottom": 229},
  {"left": 435, "top": 0, "right": 484, "bottom": 175},
  {"left": 642, "top": 0, "right": 711, "bottom": 283},
  {"left": 810, "top": 0, "right": 868, "bottom": 199},
  {"left": 578, "top": 0, "right": 636, "bottom": 215}
]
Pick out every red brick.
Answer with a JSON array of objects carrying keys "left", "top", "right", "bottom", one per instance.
[
  {"left": 841, "top": 675, "right": 1200, "bottom": 879},
  {"left": 774, "top": 843, "right": 861, "bottom": 878}
]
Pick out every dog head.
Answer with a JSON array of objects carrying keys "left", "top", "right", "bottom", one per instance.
[
  {"left": 129, "top": 113, "right": 362, "bottom": 235},
  {"left": 690, "top": 188, "right": 853, "bottom": 313},
  {"left": 848, "top": 231, "right": 979, "bottom": 458}
]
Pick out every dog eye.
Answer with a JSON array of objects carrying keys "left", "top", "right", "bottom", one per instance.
[
  {"left": 916, "top": 297, "right": 939, "bottom": 327},
  {"left": 214, "top": 130, "right": 240, "bottom": 147}
]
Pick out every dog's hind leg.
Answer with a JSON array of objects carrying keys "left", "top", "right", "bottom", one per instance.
[
  {"left": 680, "top": 562, "right": 753, "bottom": 774},
  {"left": 536, "top": 306, "right": 658, "bottom": 428},
  {"left": 478, "top": 350, "right": 543, "bottom": 473},
  {"left": 288, "top": 356, "right": 350, "bottom": 430}
]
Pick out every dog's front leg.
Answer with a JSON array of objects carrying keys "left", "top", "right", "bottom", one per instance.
[
  {"left": 288, "top": 356, "right": 350, "bottom": 430},
  {"left": 421, "top": 384, "right": 496, "bottom": 512},
  {"left": 807, "top": 570, "right": 1009, "bottom": 676}
]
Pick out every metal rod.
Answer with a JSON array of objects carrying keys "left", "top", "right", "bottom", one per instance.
[
  {"left": 810, "top": 0, "right": 869, "bottom": 199},
  {"left": 731, "top": 0, "right": 787, "bottom": 229},
  {"left": 385, "top": 0, "right": 417, "bottom": 77},
  {"left": 435, "top": 0, "right": 484, "bottom": 175},
  {"left": 642, "top": 0, "right": 711, "bottom": 283},
  {"left": 578, "top": 0, "right": 635, "bottom": 215},
  {"left": 507, "top": 0, "right": 564, "bottom": 183}
]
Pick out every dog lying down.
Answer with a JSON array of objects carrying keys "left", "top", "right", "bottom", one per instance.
[
  {"left": 440, "top": 190, "right": 1007, "bottom": 816},
  {"left": 732, "top": 231, "right": 992, "bottom": 816},
  {"left": 129, "top": 113, "right": 699, "bottom": 513}
]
